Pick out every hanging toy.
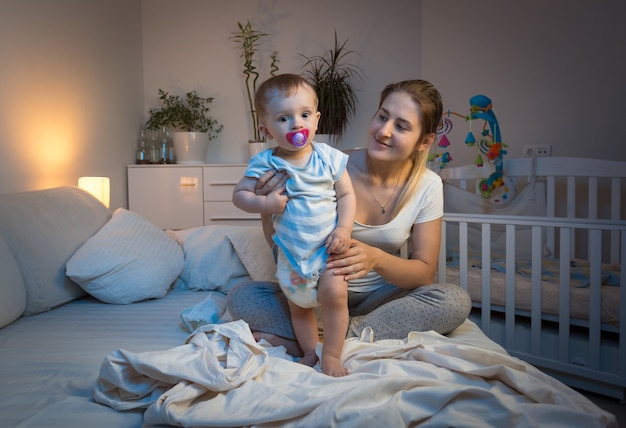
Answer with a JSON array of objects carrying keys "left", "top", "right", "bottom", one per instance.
[
  {"left": 431, "top": 117, "right": 454, "bottom": 169},
  {"left": 465, "top": 131, "right": 476, "bottom": 146},
  {"left": 428, "top": 152, "right": 453, "bottom": 170},
  {"left": 488, "top": 175, "right": 517, "bottom": 205},
  {"left": 438, "top": 134, "right": 451, "bottom": 149},
  {"left": 465, "top": 116, "right": 476, "bottom": 146},
  {"left": 443, "top": 94, "right": 513, "bottom": 201},
  {"left": 439, "top": 116, "right": 453, "bottom": 135},
  {"left": 440, "top": 152, "right": 453, "bottom": 166}
]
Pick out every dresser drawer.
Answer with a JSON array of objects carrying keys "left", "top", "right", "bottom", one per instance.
[
  {"left": 203, "top": 165, "right": 247, "bottom": 201},
  {"left": 128, "top": 165, "right": 203, "bottom": 229},
  {"left": 127, "top": 164, "right": 259, "bottom": 229},
  {"left": 203, "top": 201, "right": 260, "bottom": 225}
]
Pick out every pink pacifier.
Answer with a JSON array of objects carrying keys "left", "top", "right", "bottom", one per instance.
[{"left": 286, "top": 129, "right": 309, "bottom": 147}]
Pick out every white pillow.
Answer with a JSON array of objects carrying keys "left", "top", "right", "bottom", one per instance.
[
  {"left": 168, "top": 225, "right": 275, "bottom": 293},
  {"left": 66, "top": 208, "right": 183, "bottom": 304},
  {"left": 226, "top": 227, "right": 276, "bottom": 282},
  {"left": 0, "top": 186, "right": 112, "bottom": 316},
  {"left": 0, "top": 235, "right": 26, "bottom": 327}
]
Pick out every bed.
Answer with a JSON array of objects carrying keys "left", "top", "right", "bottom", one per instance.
[
  {"left": 0, "top": 186, "right": 618, "bottom": 427},
  {"left": 437, "top": 156, "right": 626, "bottom": 402}
]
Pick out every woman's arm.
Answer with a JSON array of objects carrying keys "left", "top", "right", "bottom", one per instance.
[{"left": 326, "top": 218, "right": 441, "bottom": 288}]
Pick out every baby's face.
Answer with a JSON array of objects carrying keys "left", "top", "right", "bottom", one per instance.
[{"left": 259, "top": 85, "right": 320, "bottom": 153}]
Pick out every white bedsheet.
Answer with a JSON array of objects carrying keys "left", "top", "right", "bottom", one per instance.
[{"left": 95, "top": 320, "right": 616, "bottom": 428}]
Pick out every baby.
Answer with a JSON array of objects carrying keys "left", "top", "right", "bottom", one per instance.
[{"left": 232, "top": 74, "right": 356, "bottom": 376}]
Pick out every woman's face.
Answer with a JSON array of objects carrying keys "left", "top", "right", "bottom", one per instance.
[{"left": 367, "top": 91, "right": 427, "bottom": 162}]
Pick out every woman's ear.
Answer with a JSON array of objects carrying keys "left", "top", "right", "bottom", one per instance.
[{"left": 416, "top": 133, "right": 436, "bottom": 152}]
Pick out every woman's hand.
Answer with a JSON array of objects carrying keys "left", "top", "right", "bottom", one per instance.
[
  {"left": 255, "top": 169, "right": 287, "bottom": 196},
  {"left": 326, "top": 239, "right": 379, "bottom": 281}
]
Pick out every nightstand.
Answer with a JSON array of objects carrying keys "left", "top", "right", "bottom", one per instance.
[{"left": 127, "top": 164, "right": 260, "bottom": 229}]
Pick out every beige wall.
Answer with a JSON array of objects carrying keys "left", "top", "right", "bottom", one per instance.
[
  {"left": 141, "top": 0, "right": 422, "bottom": 163},
  {"left": 0, "top": 0, "right": 143, "bottom": 209},
  {"left": 1, "top": 0, "right": 624, "bottom": 209},
  {"left": 422, "top": 0, "right": 626, "bottom": 166}
]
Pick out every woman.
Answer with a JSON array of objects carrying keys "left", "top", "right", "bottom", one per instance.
[{"left": 226, "top": 79, "right": 471, "bottom": 355}]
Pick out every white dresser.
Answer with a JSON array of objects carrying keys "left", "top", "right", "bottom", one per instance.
[{"left": 127, "top": 164, "right": 260, "bottom": 229}]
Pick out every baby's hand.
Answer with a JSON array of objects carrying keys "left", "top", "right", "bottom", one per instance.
[
  {"left": 264, "top": 191, "right": 289, "bottom": 214},
  {"left": 326, "top": 227, "right": 351, "bottom": 254}
]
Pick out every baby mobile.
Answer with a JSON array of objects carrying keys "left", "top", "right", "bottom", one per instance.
[{"left": 430, "top": 94, "right": 515, "bottom": 204}]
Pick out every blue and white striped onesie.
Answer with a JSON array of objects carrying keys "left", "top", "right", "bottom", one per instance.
[{"left": 244, "top": 142, "right": 349, "bottom": 307}]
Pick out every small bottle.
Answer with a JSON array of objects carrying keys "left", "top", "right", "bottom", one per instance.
[
  {"left": 136, "top": 128, "right": 148, "bottom": 164},
  {"left": 148, "top": 129, "right": 159, "bottom": 163},
  {"left": 158, "top": 126, "right": 172, "bottom": 164}
]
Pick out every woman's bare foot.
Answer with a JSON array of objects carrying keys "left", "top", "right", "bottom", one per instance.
[
  {"left": 298, "top": 351, "right": 319, "bottom": 367},
  {"left": 253, "top": 332, "right": 302, "bottom": 357},
  {"left": 322, "top": 355, "right": 350, "bottom": 377}
]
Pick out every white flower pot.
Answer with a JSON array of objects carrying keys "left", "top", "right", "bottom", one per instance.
[
  {"left": 248, "top": 140, "right": 268, "bottom": 159},
  {"left": 173, "top": 132, "right": 209, "bottom": 164}
]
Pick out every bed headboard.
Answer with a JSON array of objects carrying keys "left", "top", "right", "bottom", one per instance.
[{"left": 438, "top": 156, "right": 626, "bottom": 263}]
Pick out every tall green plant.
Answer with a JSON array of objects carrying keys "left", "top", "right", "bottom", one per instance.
[
  {"left": 231, "top": 20, "right": 279, "bottom": 141},
  {"left": 301, "top": 32, "right": 363, "bottom": 141}
]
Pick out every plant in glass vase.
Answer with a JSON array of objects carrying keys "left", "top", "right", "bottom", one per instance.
[
  {"left": 231, "top": 20, "right": 279, "bottom": 156},
  {"left": 146, "top": 89, "right": 223, "bottom": 164},
  {"left": 300, "top": 32, "right": 363, "bottom": 145}
]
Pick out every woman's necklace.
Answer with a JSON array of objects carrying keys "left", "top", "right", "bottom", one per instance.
[{"left": 367, "top": 162, "right": 402, "bottom": 214}]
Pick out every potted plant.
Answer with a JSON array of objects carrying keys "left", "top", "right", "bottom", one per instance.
[
  {"left": 146, "top": 89, "right": 223, "bottom": 164},
  {"left": 300, "top": 32, "right": 363, "bottom": 145},
  {"left": 230, "top": 20, "right": 279, "bottom": 156}
]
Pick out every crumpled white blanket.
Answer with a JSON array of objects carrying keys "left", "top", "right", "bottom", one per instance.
[{"left": 94, "top": 320, "right": 616, "bottom": 428}]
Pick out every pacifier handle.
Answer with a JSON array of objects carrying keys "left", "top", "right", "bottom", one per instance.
[{"left": 286, "top": 129, "right": 309, "bottom": 146}]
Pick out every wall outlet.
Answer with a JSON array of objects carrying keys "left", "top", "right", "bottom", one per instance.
[{"left": 523, "top": 145, "right": 551, "bottom": 157}]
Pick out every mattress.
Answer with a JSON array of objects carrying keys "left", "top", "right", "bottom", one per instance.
[
  {"left": 2, "top": 288, "right": 614, "bottom": 427},
  {"left": 0, "top": 289, "right": 210, "bottom": 427},
  {"left": 443, "top": 265, "right": 621, "bottom": 328},
  {"left": 0, "top": 288, "right": 507, "bottom": 427}
]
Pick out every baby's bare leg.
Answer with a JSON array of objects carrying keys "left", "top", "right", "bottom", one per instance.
[
  {"left": 288, "top": 301, "right": 319, "bottom": 367},
  {"left": 317, "top": 270, "right": 349, "bottom": 377}
]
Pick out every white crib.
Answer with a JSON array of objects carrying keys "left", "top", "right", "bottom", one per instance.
[{"left": 437, "top": 156, "right": 626, "bottom": 401}]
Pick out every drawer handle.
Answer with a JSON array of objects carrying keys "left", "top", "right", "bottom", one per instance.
[
  {"left": 209, "top": 216, "right": 259, "bottom": 220},
  {"left": 208, "top": 181, "right": 238, "bottom": 186},
  {"left": 180, "top": 177, "right": 198, "bottom": 187}
]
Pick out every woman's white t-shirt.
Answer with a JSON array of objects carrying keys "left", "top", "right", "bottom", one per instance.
[{"left": 348, "top": 168, "right": 443, "bottom": 292}]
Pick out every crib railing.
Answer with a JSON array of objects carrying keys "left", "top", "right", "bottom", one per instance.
[
  {"left": 439, "top": 212, "right": 626, "bottom": 400},
  {"left": 439, "top": 156, "right": 626, "bottom": 263}
]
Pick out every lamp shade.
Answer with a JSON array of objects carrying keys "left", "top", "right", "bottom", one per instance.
[{"left": 78, "top": 177, "right": 110, "bottom": 208}]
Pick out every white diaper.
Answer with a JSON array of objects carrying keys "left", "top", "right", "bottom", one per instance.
[{"left": 275, "top": 249, "right": 320, "bottom": 308}]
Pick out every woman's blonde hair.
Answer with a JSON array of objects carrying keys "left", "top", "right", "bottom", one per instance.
[{"left": 380, "top": 80, "right": 443, "bottom": 217}]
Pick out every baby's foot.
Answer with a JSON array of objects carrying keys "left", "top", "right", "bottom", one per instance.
[
  {"left": 298, "top": 351, "right": 319, "bottom": 367},
  {"left": 322, "top": 355, "right": 350, "bottom": 377},
  {"left": 253, "top": 332, "right": 302, "bottom": 357}
]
